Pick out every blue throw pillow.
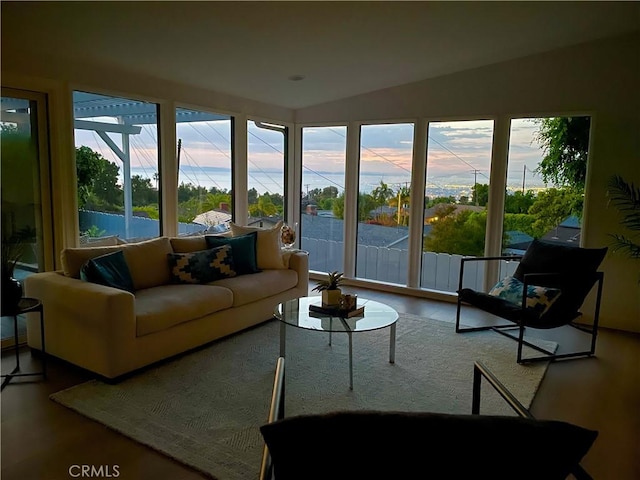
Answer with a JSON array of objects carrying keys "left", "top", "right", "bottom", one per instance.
[
  {"left": 205, "top": 232, "right": 260, "bottom": 275},
  {"left": 167, "top": 245, "right": 237, "bottom": 284},
  {"left": 80, "top": 250, "right": 135, "bottom": 293},
  {"left": 488, "top": 276, "right": 561, "bottom": 317}
]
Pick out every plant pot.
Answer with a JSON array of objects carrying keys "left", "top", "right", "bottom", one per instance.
[
  {"left": 1, "top": 276, "right": 23, "bottom": 315},
  {"left": 322, "top": 288, "right": 342, "bottom": 307}
]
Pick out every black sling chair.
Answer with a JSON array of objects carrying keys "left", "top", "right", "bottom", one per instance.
[
  {"left": 456, "top": 239, "right": 607, "bottom": 364},
  {"left": 259, "top": 357, "right": 597, "bottom": 480}
]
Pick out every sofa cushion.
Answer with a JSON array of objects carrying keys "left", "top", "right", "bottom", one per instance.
[
  {"left": 135, "top": 284, "right": 234, "bottom": 336},
  {"left": 210, "top": 269, "right": 298, "bottom": 307},
  {"left": 169, "top": 236, "right": 208, "bottom": 253},
  {"left": 167, "top": 245, "right": 237, "bottom": 284},
  {"left": 80, "top": 250, "right": 135, "bottom": 293},
  {"left": 205, "top": 232, "right": 260, "bottom": 275},
  {"left": 62, "top": 236, "right": 173, "bottom": 290},
  {"left": 230, "top": 221, "right": 286, "bottom": 270}
]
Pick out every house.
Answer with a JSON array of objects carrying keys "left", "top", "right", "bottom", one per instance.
[{"left": 1, "top": 2, "right": 638, "bottom": 478}]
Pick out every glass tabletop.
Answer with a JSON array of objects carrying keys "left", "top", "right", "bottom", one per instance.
[{"left": 274, "top": 296, "right": 398, "bottom": 333}]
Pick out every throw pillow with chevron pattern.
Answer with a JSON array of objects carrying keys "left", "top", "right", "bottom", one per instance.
[{"left": 167, "top": 244, "right": 237, "bottom": 284}]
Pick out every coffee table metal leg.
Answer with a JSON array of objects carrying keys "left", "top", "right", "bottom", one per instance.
[
  {"left": 347, "top": 330, "right": 353, "bottom": 390},
  {"left": 389, "top": 322, "right": 396, "bottom": 364},
  {"left": 280, "top": 321, "right": 286, "bottom": 357}
]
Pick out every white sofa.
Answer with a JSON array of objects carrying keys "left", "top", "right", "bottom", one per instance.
[{"left": 24, "top": 235, "right": 309, "bottom": 380}]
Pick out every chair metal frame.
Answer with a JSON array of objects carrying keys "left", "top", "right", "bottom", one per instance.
[
  {"left": 455, "top": 255, "right": 604, "bottom": 364},
  {"left": 260, "top": 357, "right": 594, "bottom": 480}
]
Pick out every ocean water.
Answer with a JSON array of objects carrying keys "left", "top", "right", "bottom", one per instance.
[
  {"left": 132, "top": 167, "right": 414, "bottom": 193},
  {"left": 131, "top": 166, "right": 467, "bottom": 197}
]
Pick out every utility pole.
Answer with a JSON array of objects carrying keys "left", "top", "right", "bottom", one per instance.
[{"left": 522, "top": 165, "right": 526, "bottom": 194}]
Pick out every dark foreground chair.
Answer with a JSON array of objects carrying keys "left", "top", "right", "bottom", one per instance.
[
  {"left": 456, "top": 239, "right": 607, "bottom": 364},
  {"left": 259, "top": 357, "right": 597, "bottom": 480}
]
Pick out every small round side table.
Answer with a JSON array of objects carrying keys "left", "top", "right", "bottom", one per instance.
[{"left": 1, "top": 297, "right": 46, "bottom": 390}]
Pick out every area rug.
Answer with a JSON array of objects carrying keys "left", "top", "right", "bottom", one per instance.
[{"left": 50, "top": 314, "right": 554, "bottom": 480}]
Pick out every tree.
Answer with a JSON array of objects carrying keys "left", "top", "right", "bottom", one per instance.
[
  {"left": 358, "top": 193, "right": 377, "bottom": 222},
  {"left": 427, "top": 196, "right": 456, "bottom": 208},
  {"left": 333, "top": 193, "right": 345, "bottom": 219},
  {"left": 424, "top": 209, "right": 487, "bottom": 256},
  {"left": 75, "top": 146, "right": 123, "bottom": 211},
  {"left": 471, "top": 183, "right": 489, "bottom": 206},
  {"left": 178, "top": 182, "right": 208, "bottom": 203},
  {"left": 331, "top": 192, "right": 376, "bottom": 222},
  {"left": 248, "top": 188, "right": 259, "bottom": 206},
  {"left": 504, "top": 190, "right": 536, "bottom": 214},
  {"left": 388, "top": 186, "right": 411, "bottom": 226},
  {"left": 75, "top": 146, "right": 105, "bottom": 207},
  {"left": 371, "top": 181, "right": 394, "bottom": 207},
  {"left": 131, "top": 175, "right": 157, "bottom": 206},
  {"left": 528, "top": 188, "right": 583, "bottom": 238},
  {"left": 534, "top": 116, "right": 590, "bottom": 190},
  {"left": 249, "top": 194, "right": 278, "bottom": 217},
  {"left": 90, "top": 159, "right": 122, "bottom": 209}
]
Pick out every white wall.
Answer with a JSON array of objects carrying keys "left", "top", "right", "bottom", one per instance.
[{"left": 297, "top": 33, "right": 640, "bottom": 332}]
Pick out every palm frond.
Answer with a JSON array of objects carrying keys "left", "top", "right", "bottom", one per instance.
[
  {"left": 608, "top": 234, "right": 640, "bottom": 259},
  {"left": 607, "top": 175, "right": 640, "bottom": 231}
]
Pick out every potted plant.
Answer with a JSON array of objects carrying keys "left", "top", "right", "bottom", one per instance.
[
  {"left": 607, "top": 174, "right": 640, "bottom": 260},
  {"left": 607, "top": 174, "right": 640, "bottom": 283},
  {"left": 312, "top": 270, "right": 344, "bottom": 307}
]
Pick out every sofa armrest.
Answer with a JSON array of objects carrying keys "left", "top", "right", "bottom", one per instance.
[
  {"left": 24, "top": 271, "right": 136, "bottom": 347},
  {"left": 285, "top": 251, "right": 309, "bottom": 292}
]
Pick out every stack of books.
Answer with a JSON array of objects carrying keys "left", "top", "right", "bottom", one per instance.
[{"left": 309, "top": 303, "right": 365, "bottom": 318}]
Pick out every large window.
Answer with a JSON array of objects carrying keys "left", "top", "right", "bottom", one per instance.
[
  {"left": 503, "top": 117, "right": 589, "bottom": 254},
  {"left": 176, "top": 108, "right": 233, "bottom": 234},
  {"left": 73, "top": 91, "right": 160, "bottom": 243},
  {"left": 247, "top": 120, "right": 287, "bottom": 225},
  {"left": 300, "top": 126, "right": 347, "bottom": 273},
  {"left": 356, "top": 123, "right": 415, "bottom": 284},
  {"left": 420, "top": 120, "right": 494, "bottom": 291}
]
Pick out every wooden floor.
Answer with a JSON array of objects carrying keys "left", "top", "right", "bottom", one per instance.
[{"left": 2, "top": 285, "right": 639, "bottom": 480}]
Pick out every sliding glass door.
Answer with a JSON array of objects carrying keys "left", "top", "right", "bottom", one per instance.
[{"left": 1, "top": 88, "right": 53, "bottom": 347}]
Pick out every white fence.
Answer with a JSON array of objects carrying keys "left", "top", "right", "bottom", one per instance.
[{"left": 303, "top": 237, "right": 520, "bottom": 293}]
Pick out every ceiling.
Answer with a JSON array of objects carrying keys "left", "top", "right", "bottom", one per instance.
[{"left": 2, "top": 1, "right": 639, "bottom": 109}]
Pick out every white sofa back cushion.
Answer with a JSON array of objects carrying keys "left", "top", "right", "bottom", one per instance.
[{"left": 61, "top": 236, "right": 173, "bottom": 290}]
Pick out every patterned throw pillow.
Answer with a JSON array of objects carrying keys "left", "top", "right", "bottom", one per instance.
[
  {"left": 167, "top": 245, "right": 237, "bottom": 284},
  {"left": 205, "top": 231, "right": 260, "bottom": 275},
  {"left": 488, "top": 276, "right": 561, "bottom": 317}
]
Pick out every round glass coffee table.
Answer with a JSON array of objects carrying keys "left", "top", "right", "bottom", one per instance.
[{"left": 274, "top": 296, "right": 398, "bottom": 390}]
